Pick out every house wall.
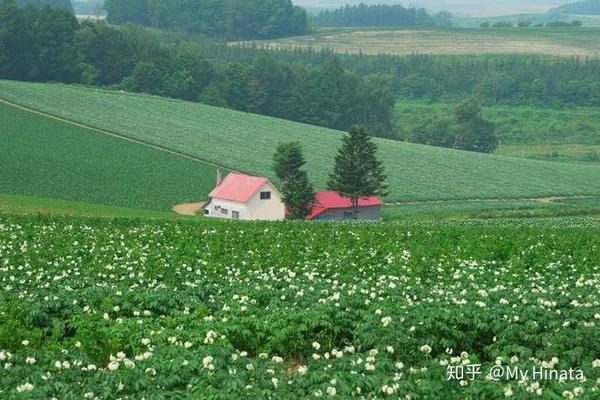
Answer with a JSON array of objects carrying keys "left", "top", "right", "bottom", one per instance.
[
  {"left": 204, "top": 182, "right": 285, "bottom": 221},
  {"left": 314, "top": 206, "right": 381, "bottom": 221},
  {"left": 204, "top": 198, "right": 249, "bottom": 220},
  {"left": 245, "top": 183, "right": 285, "bottom": 221}
]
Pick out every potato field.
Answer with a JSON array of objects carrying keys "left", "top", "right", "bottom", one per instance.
[{"left": 1, "top": 214, "right": 599, "bottom": 399}]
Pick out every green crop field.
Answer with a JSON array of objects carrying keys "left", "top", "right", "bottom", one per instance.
[
  {"left": 1, "top": 213, "right": 600, "bottom": 398},
  {"left": 235, "top": 27, "right": 600, "bottom": 57},
  {"left": 0, "top": 194, "right": 183, "bottom": 219},
  {"left": 2, "top": 81, "right": 600, "bottom": 204},
  {"left": 0, "top": 101, "right": 218, "bottom": 211}
]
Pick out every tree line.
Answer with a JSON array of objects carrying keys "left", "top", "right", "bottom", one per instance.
[
  {"left": 15, "top": 0, "right": 71, "bottom": 11},
  {"left": 274, "top": 126, "right": 387, "bottom": 220},
  {"left": 0, "top": 0, "right": 395, "bottom": 137},
  {"left": 212, "top": 44, "right": 600, "bottom": 108},
  {"left": 312, "top": 3, "right": 452, "bottom": 28},
  {"left": 103, "top": 0, "right": 308, "bottom": 40}
]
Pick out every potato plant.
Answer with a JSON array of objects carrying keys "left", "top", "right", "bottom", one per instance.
[{"left": 0, "top": 214, "right": 599, "bottom": 399}]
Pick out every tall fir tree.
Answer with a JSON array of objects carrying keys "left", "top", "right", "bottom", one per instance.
[
  {"left": 282, "top": 170, "right": 314, "bottom": 220},
  {"left": 328, "top": 126, "right": 388, "bottom": 219},
  {"left": 273, "top": 142, "right": 314, "bottom": 220}
]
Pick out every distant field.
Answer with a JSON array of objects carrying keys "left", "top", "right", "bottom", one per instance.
[
  {"left": 237, "top": 27, "right": 600, "bottom": 57},
  {"left": 0, "top": 101, "right": 217, "bottom": 211},
  {"left": 2, "top": 81, "right": 600, "bottom": 203}
]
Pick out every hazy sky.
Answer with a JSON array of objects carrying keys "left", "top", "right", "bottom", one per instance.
[{"left": 293, "top": 0, "right": 568, "bottom": 16}]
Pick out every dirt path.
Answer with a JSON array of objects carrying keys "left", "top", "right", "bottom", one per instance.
[
  {"left": 534, "top": 196, "right": 590, "bottom": 203},
  {"left": 172, "top": 202, "right": 205, "bottom": 216},
  {"left": 386, "top": 195, "right": 594, "bottom": 207}
]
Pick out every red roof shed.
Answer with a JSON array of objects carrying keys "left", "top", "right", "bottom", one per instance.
[{"left": 308, "top": 191, "right": 383, "bottom": 220}]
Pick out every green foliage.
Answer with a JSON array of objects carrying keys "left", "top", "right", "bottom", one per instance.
[
  {"left": 273, "top": 142, "right": 315, "bottom": 220},
  {"left": 282, "top": 171, "right": 314, "bottom": 220},
  {"left": 0, "top": 101, "right": 218, "bottom": 210},
  {"left": 212, "top": 41, "right": 600, "bottom": 109},
  {"left": 1, "top": 214, "right": 600, "bottom": 398},
  {"left": 313, "top": 3, "right": 452, "bottom": 28},
  {"left": 328, "top": 126, "right": 388, "bottom": 217},
  {"left": 395, "top": 100, "right": 600, "bottom": 146},
  {"left": 452, "top": 98, "right": 498, "bottom": 153},
  {"left": 3, "top": 81, "right": 600, "bottom": 203},
  {"left": 273, "top": 142, "right": 306, "bottom": 182},
  {"left": 104, "top": 0, "right": 307, "bottom": 40},
  {"left": 406, "top": 98, "right": 498, "bottom": 153},
  {"left": 15, "top": 0, "right": 72, "bottom": 12}
]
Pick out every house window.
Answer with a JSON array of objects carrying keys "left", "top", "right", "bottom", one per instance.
[
  {"left": 232, "top": 211, "right": 240, "bottom": 220},
  {"left": 214, "top": 205, "right": 221, "bottom": 211},
  {"left": 221, "top": 208, "right": 228, "bottom": 215},
  {"left": 203, "top": 209, "right": 209, "bottom": 216},
  {"left": 260, "top": 191, "right": 271, "bottom": 200}
]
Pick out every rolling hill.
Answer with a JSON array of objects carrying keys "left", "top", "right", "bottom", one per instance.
[
  {"left": 554, "top": 0, "right": 600, "bottom": 14},
  {"left": 1, "top": 100, "right": 218, "bottom": 211},
  {"left": 2, "top": 80, "right": 600, "bottom": 206}
]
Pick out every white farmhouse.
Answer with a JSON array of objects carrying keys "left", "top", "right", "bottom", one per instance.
[{"left": 203, "top": 172, "right": 285, "bottom": 221}]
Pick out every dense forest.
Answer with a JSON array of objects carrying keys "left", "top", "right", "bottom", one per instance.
[
  {"left": 0, "top": 0, "right": 393, "bottom": 136},
  {"left": 213, "top": 44, "right": 600, "bottom": 108},
  {"left": 15, "top": 0, "right": 71, "bottom": 11},
  {"left": 313, "top": 4, "right": 452, "bottom": 28},
  {"left": 103, "top": 0, "right": 308, "bottom": 40}
]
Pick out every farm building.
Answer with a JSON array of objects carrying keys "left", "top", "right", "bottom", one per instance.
[
  {"left": 308, "top": 191, "right": 383, "bottom": 221},
  {"left": 203, "top": 172, "right": 285, "bottom": 221}
]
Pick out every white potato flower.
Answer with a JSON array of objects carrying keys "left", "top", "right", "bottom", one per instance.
[
  {"left": 297, "top": 365, "right": 308, "bottom": 375},
  {"left": 16, "top": 383, "right": 34, "bottom": 393},
  {"left": 107, "top": 361, "right": 119, "bottom": 371},
  {"left": 420, "top": 345, "right": 432, "bottom": 354}
]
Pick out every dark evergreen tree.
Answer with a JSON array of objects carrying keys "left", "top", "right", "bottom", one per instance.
[
  {"left": 0, "top": 0, "right": 34, "bottom": 80},
  {"left": 328, "top": 126, "right": 388, "bottom": 219},
  {"left": 282, "top": 170, "right": 314, "bottom": 220},
  {"left": 273, "top": 142, "right": 314, "bottom": 220}
]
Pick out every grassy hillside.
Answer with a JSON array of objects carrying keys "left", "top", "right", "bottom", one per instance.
[
  {"left": 236, "top": 27, "right": 600, "bottom": 57},
  {"left": 2, "top": 81, "right": 600, "bottom": 202},
  {"left": 0, "top": 194, "right": 181, "bottom": 218},
  {"left": 0, "top": 101, "right": 218, "bottom": 210}
]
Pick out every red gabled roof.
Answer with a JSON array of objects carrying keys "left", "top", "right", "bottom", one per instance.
[
  {"left": 209, "top": 173, "right": 269, "bottom": 203},
  {"left": 308, "top": 191, "right": 383, "bottom": 219}
]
